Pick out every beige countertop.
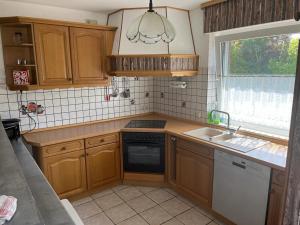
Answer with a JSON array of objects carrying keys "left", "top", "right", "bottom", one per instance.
[{"left": 23, "top": 113, "right": 288, "bottom": 171}]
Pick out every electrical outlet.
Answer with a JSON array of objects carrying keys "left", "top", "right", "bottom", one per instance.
[
  {"left": 181, "top": 101, "right": 186, "bottom": 108},
  {"left": 160, "top": 92, "right": 164, "bottom": 98},
  {"left": 145, "top": 92, "right": 150, "bottom": 98}
]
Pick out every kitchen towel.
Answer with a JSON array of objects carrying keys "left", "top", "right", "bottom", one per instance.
[{"left": 0, "top": 195, "right": 17, "bottom": 225}]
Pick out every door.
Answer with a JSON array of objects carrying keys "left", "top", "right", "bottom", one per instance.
[
  {"left": 43, "top": 150, "right": 86, "bottom": 198},
  {"left": 70, "top": 27, "right": 107, "bottom": 84},
  {"left": 34, "top": 24, "right": 72, "bottom": 85},
  {"left": 86, "top": 143, "right": 120, "bottom": 189},
  {"left": 176, "top": 148, "right": 213, "bottom": 206}
]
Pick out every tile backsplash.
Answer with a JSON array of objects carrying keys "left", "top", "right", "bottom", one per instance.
[
  {"left": 0, "top": 73, "right": 215, "bottom": 131},
  {"left": 0, "top": 77, "right": 154, "bottom": 131},
  {"left": 154, "top": 74, "right": 215, "bottom": 123}
]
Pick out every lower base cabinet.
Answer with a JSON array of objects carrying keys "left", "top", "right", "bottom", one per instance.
[
  {"left": 267, "top": 170, "right": 286, "bottom": 225},
  {"left": 43, "top": 150, "right": 87, "bottom": 198},
  {"left": 86, "top": 143, "right": 120, "bottom": 189},
  {"left": 35, "top": 133, "right": 120, "bottom": 198},
  {"left": 173, "top": 137, "right": 214, "bottom": 207}
]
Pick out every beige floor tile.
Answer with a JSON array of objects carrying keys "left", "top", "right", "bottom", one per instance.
[
  {"left": 118, "top": 215, "right": 148, "bottom": 225},
  {"left": 74, "top": 201, "right": 102, "bottom": 220},
  {"left": 137, "top": 185, "right": 159, "bottom": 194},
  {"left": 105, "top": 203, "right": 137, "bottom": 224},
  {"left": 91, "top": 189, "right": 114, "bottom": 199},
  {"left": 146, "top": 189, "right": 174, "bottom": 204},
  {"left": 112, "top": 184, "right": 130, "bottom": 192},
  {"left": 141, "top": 205, "right": 173, "bottom": 225},
  {"left": 95, "top": 193, "right": 124, "bottom": 210},
  {"left": 176, "top": 208, "right": 211, "bottom": 225},
  {"left": 212, "top": 219, "right": 228, "bottom": 225},
  {"left": 162, "top": 188, "right": 179, "bottom": 196},
  {"left": 83, "top": 212, "right": 114, "bottom": 225},
  {"left": 127, "top": 195, "right": 157, "bottom": 213},
  {"left": 115, "top": 186, "right": 143, "bottom": 201},
  {"left": 176, "top": 196, "right": 195, "bottom": 207},
  {"left": 72, "top": 196, "right": 93, "bottom": 206},
  {"left": 162, "top": 218, "right": 184, "bottom": 225},
  {"left": 208, "top": 222, "right": 219, "bottom": 225},
  {"left": 194, "top": 206, "right": 215, "bottom": 220},
  {"left": 161, "top": 198, "right": 191, "bottom": 216}
]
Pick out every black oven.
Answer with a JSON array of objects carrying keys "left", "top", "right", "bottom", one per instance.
[{"left": 122, "top": 132, "right": 165, "bottom": 174}]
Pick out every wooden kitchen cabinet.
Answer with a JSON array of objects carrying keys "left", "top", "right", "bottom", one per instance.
[
  {"left": 267, "top": 170, "right": 286, "bottom": 225},
  {"left": 0, "top": 16, "right": 116, "bottom": 90},
  {"left": 34, "top": 24, "right": 72, "bottom": 85},
  {"left": 86, "top": 142, "right": 120, "bottom": 189},
  {"left": 42, "top": 150, "right": 87, "bottom": 198},
  {"left": 175, "top": 138, "right": 214, "bottom": 207},
  {"left": 70, "top": 27, "right": 107, "bottom": 84}
]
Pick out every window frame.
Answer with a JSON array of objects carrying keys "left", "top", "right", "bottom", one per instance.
[{"left": 214, "top": 23, "right": 300, "bottom": 137}]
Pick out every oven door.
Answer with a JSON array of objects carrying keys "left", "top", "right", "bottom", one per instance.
[{"left": 123, "top": 141, "right": 165, "bottom": 173}]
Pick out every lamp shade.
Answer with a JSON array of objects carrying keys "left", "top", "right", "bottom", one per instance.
[{"left": 126, "top": 11, "right": 176, "bottom": 44}]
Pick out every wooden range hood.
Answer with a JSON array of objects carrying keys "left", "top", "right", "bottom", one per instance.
[
  {"left": 107, "top": 7, "right": 199, "bottom": 77},
  {"left": 107, "top": 54, "right": 199, "bottom": 77}
]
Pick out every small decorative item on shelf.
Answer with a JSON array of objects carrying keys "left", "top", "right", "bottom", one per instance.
[
  {"left": 13, "top": 70, "right": 30, "bottom": 85},
  {"left": 13, "top": 32, "right": 23, "bottom": 44}
]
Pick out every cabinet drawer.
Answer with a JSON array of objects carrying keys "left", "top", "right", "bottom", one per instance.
[
  {"left": 42, "top": 140, "right": 84, "bottom": 157},
  {"left": 85, "top": 133, "right": 119, "bottom": 148},
  {"left": 272, "top": 170, "right": 286, "bottom": 187},
  {"left": 177, "top": 138, "right": 214, "bottom": 159}
]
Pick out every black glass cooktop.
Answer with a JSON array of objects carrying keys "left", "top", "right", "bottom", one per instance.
[{"left": 125, "top": 120, "right": 167, "bottom": 128}]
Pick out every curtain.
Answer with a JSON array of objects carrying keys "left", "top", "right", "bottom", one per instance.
[
  {"left": 283, "top": 41, "right": 300, "bottom": 225},
  {"left": 220, "top": 76, "right": 295, "bottom": 136},
  {"left": 204, "top": 0, "right": 299, "bottom": 33}
]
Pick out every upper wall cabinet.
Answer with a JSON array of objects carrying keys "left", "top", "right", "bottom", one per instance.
[
  {"left": 34, "top": 24, "right": 72, "bottom": 85},
  {"left": 0, "top": 17, "right": 116, "bottom": 90},
  {"left": 70, "top": 28, "right": 106, "bottom": 85}
]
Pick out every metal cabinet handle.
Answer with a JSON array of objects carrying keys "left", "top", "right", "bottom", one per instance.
[
  {"left": 171, "top": 137, "right": 176, "bottom": 142},
  {"left": 232, "top": 161, "right": 246, "bottom": 169}
]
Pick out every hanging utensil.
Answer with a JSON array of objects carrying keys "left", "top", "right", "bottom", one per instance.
[
  {"left": 111, "top": 77, "right": 119, "bottom": 97},
  {"left": 104, "top": 86, "right": 110, "bottom": 102}
]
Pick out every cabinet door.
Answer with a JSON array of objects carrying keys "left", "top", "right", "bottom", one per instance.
[
  {"left": 43, "top": 150, "right": 86, "bottom": 198},
  {"left": 267, "top": 183, "right": 284, "bottom": 225},
  {"left": 86, "top": 143, "right": 120, "bottom": 189},
  {"left": 70, "top": 27, "right": 107, "bottom": 84},
  {"left": 34, "top": 24, "right": 72, "bottom": 85},
  {"left": 176, "top": 148, "right": 213, "bottom": 207}
]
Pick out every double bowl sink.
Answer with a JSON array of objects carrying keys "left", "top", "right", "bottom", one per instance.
[{"left": 184, "top": 127, "right": 269, "bottom": 153}]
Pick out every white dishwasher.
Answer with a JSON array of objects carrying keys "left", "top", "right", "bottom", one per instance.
[{"left": 212, "top": 150, "right": 271, "bottom": 225}]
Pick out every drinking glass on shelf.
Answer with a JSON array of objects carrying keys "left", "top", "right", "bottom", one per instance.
[{"left": 13, "top": 32, "right": 23, "bottom": 44}]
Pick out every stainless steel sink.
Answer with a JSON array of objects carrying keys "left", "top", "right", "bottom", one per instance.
[
  {"left": 184, "top": 128, "right": 269, "bottom": 153},
  {"left": 183, "top": 127, "right": 224, "bottom": 141},
  {"left": 211, "top": 134, "right": 269, "bottom": 153}
]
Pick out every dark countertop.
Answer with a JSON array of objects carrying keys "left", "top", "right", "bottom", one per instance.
[{"left": 0, "top": 122, "right": 75, "bottom": 225}]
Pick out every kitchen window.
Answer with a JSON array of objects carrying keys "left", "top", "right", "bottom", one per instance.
[{"left": 216, "top": 28, "right": 299, "bottom": 137}]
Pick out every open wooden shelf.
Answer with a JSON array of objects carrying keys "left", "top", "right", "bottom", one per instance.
[
  {"left": 4, "top": 43, "right": 33, "bottom": 47},
  {"left": 6, "top": 64, "right": 36, "bottom": 67},
  {"left": 1, "top": 23, "right": 38, "bottom": 88}
]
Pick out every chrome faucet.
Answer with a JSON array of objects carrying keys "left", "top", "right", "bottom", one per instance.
[
  {"left": 211, "top": 110, "right": 230, "bottom": 129},
  {"left": 210, "top": 110, "right": 242, "bottom": 135}
]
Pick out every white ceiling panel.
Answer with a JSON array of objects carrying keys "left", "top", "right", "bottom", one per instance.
[{"left": 4, "top": 0, "right": 206, "bottom": 12}]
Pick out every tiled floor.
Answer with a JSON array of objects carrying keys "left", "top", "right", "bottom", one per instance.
[{"left": 72, "top": 185, "right": 226, "bottom": 225}]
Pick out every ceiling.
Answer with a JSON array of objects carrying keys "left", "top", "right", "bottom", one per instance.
[{"left": 6, "top": 0, "right": 206, "bottom": 12}]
